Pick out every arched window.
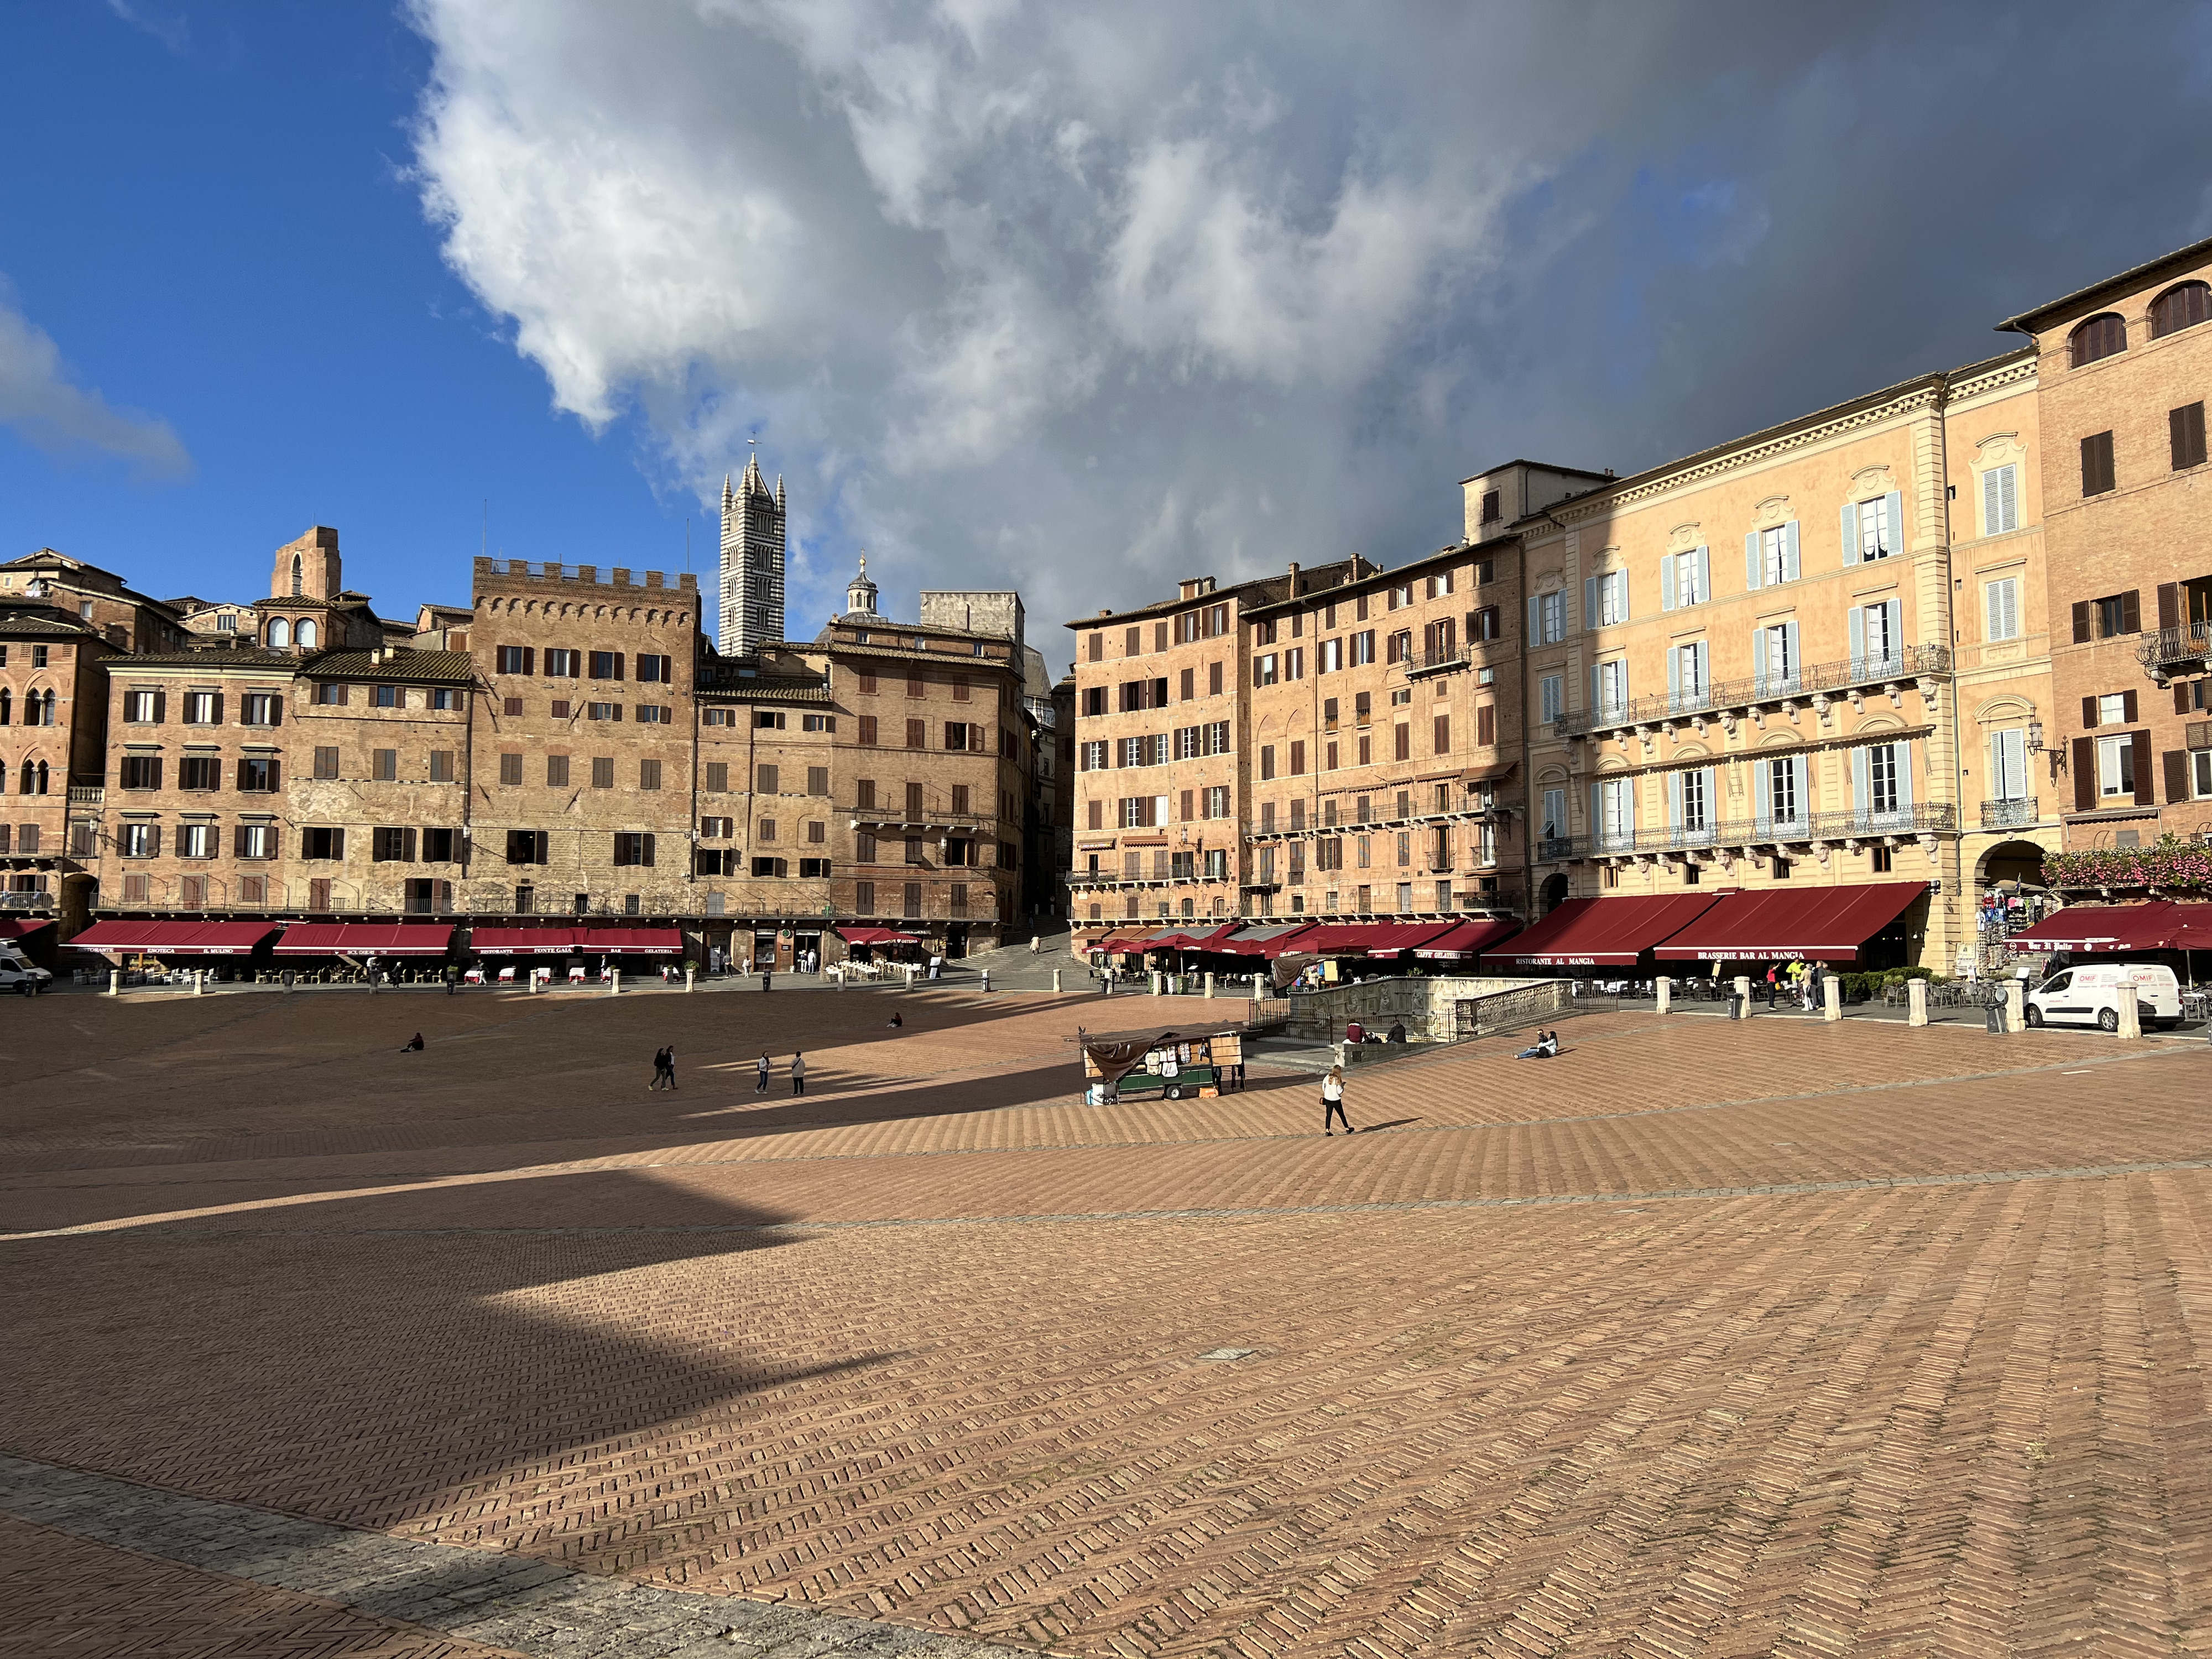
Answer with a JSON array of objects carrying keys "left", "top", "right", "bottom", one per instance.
[
  {"left": 0, "top": 688, "right": 10, "bottom": 725},
  {"left": 32, "top": 760, "right": 47, "bottom": 795},
  {"left": 2151, "top": 280, "right": 2212, "bottom": 339},
  {"left": 16, "top": 760, "right": 29, "bottom": 795},
  {"left": 295, "top": 618, "right": 317, "bottom": 648},
  {"left": 268, "top": 617, "right": 291, "bottom": 648},
  {"left": 2069, "top": 312, "right": 2127, "bottom": 367},
  {"left": 291, "top": 553, "right": 304, "bottom": 596},
  {"left": 41, "top": 690, "right": 56, "bottom": 725}
]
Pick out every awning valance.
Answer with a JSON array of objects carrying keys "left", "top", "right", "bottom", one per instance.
[
  {"left": 70, "top": 921, "right": 278, "bottom": 957},
  {"left": 274, "top": 924, "right": 455, "bottom": 957},
  {"left": 2008, "top": 902, "right": 2179, "bottom": 953},
  {"left": 1212, "top": 922, "right": 1317, "bottom": 958},
  {"left": 837, "top": 925, "right": 922, "bottom": 946},
  {"left": 1485, "top": 894, "right": 1722, "bottom": 967},
  {"left": 1650, "top": 881, "right": 1928, "bottom": 962},
  {"left": 1409, "top": 917, "right": 1521, "bottom": 959}
]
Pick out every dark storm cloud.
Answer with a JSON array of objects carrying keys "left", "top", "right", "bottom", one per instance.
[{"left": 408, "top": 0, "right": 2212, "bottom": 651}]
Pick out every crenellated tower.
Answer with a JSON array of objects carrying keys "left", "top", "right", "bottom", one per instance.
[{"left": 718, "top": 450, "right": 786, "bottom": 656}]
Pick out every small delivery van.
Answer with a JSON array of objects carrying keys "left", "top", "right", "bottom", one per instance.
[
  {"left": 0, "top": 942, "right": 53, "bottom": 995},
  {"left": 2025, "top": 962, "right": 2181, "bottom": 1030}
]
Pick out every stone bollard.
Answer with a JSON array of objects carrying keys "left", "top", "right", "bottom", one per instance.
[
  {"left": 1150, "top": 971, "right": 1162, "bottom": 997},
  {"left": 1052, "top": 968, "right": 1063, "bottom": 993},
  {"left": 530, "top": 971, "right": 540, "bottom": 993},
  {"left": 1204, "top": 972, "right": 1216, "bottom": 999},
  {"left": 609, "top": 968, "right": 622, "bottom": 995},
  {"left": 107, "top": 968, "right": 120, "bottom": 996},
  {"left": 1655, "top": 976, "right": 1671, "bottom": 1015},
  {"left": 685, "top": 968, "right": 696, "bottom": 993},
  {"left": 2006, "top": 979, "right": 2025, "bottom": 1034},
  {"left": 192, "top": 970, "right": 205, "bottom": 997},
  {"left": 981, "top": 969, "right": 992, "bottom": 994},
  {"left": 1824, "top": 976, "right": 1843, "bottom": 1022},
  {"left": 1734, "top": 975, "right": 1752, "bottom": 1018},
  {"left": 905, "top": 963, "right": 917, "bottom": 989},
  {"left": 1907, "top": 978, "right": 1928, "bottom": 1027},
  {"left": 2118, "top": 984, "right": 2141, "bottom": 1039}
]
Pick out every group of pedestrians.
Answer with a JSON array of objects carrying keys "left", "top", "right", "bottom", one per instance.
[
  {"left": 1760, "top": 959, "right": 1829, "bottom": 1010},
  {"left": 755, "top": 1051, "right": 806, "bottom": 1095}
]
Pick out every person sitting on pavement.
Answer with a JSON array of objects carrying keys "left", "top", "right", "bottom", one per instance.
[
  {"left": 1514, "top": 1029, "right": 1560, "bottom": 1060},
  {"left": 399, "top": 1032, "right": 425, "bottom": 1053},
  {"left": 1386, "top": 1019, "right": 1407, "bottom": 1044}
]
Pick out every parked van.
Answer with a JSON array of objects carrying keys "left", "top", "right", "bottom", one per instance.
[
  {"left": 0, "top": 943, "right": 53, "bottom": 995},
  {"left": 2025, "top": 962, "right": 2180, "bottom": 1030}
]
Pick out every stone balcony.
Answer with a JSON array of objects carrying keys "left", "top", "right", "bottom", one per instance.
[
  {"left": 1538, "top": 802, "right": 1957, "bottom": 867},
  {"left": 1556, "top": 645, "right": 1951, "bottom": 742}
]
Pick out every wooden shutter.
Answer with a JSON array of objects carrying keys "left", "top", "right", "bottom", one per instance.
[
  {"left": 2073, "top": 738, "right": 2095, "bottom": 811},
  {"left": 2122, "top": 689, "right": 2138, "bottom": 723},
  {"left": 2165, "top": 750, "right": 2192, "bottom": 804},
  {"left": 2081, "top": 696, "right": 2099, "bottom": 729},
  {"left": 2159, "top": 583, "right": 2182, "bottom": 630},
  {"left": 2179, "top": 683, "right": 2195, "bottom": 715},
  {"left": 2121, "top": 589, "right": 2141, "bottom": 633},
  {"left": 2131, "top": 732, "right": 2152, "bottom": 797},
  {"left": 2072, "top": 600, "right": 2092, "bottom": 643}
]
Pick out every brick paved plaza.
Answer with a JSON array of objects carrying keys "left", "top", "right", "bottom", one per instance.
[{"left": 4, "top": 984, "right": 2211, "bottom": 1658}]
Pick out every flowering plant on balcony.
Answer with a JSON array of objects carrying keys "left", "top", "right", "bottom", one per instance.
[{"left": 2043, "top": 833, "right": 2212, "bottom": 893}]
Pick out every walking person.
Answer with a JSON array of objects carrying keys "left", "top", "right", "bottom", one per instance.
[
  {"left": 1321, "top": 1065, "right": 1353, "bottom": 1135},
  {"left": 755, "top": 1052, "right": 771, "bottom": 1093},
  {"left": 648, "top": 1046, "right": 669, "bottom": 1090},
  {"left": 660, "top": 1046, "right": 678, "bottom": 1091},
  {"left": 790, "top": 1051, "right": 807, "bottom": 1096}
]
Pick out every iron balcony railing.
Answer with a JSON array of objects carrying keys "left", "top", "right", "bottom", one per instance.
[
  {"left": 2137, "top": 621, "right": 2212, "bottom": 680},
  {"left": 1979, "top": 796, "right": 2039, "bottom": 829},
  {"left": 1540, "top": 803, "right": 1957, "bottom": 861},
  {"left": 1556, "top": 645, "right": 1952, "bottom": 737}
]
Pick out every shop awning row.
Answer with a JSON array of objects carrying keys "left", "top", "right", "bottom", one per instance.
[
  {"left": 1482, "top": 883, "right": 1929, "bottom": 967},
  {"left": 1650, "top": 881, "right": 1929, "bottom": 963},
  {"left": 1410, "top": 917, "right": 1522, "bottom": 959},
  {"left": 2008, "top": 901, "right": 2212, "bottom": 953},
  {"left": 0, "top": 917, "right": 53, "bottom": 941},
  {"left": 836, "top": 925, "right": 922, "bottom": 947},
  {"left": 70, "top": 921, "right": 282, "bottom": 957},
  {"left": 471, "top": 926, "right": 683, "bottom": 956},
  {"left": 273, "top": 924, "right": 456, "bottom": 957}
]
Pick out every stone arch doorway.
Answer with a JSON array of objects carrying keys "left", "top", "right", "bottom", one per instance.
[
  {"left": 1975, "top": 839, "right": 2047, "bottom": 888},
  {"left": 1539, "top": 873, "right": 1570, "bottom": 915}
]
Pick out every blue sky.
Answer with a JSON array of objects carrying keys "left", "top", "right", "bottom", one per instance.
[
  {"left": 5, "top": 2, "right": 2211, "bottom": 654},
  {"left": 1, "top": 3, "right": 698, "bottom": 618}
]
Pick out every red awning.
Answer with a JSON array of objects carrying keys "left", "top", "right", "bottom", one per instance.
[
  {"left": 575, "top": 927, "right": 684, "bottom": 955},
  {"left": 1359, "top": 921, "right": 1460, "bottom": 956},
  {"left": 2008, "top": 902, "right": 2179, "bottom": 953},
  {"left": 1095, "top": 931, "right": 1156, "bottom": 955},
  {"left": 70, "top": 921, "right": 278, "bottom": 957},
  {"left": 1411, "top": 917, "right": 1522, "bottom": 959},
  {"left": 470, "top": 926, "right": 581, "bottom": 956},
  {"left": 1209, "top": 922, "right": 1318, "bottom": 958},
  {"left": 274, "top": 924, "right": 455, "bottom": 957},
  {"left": 837, "top": 925, "right": 921, "bottom": 946},
  {"left": 0, "top": 917, "right": 53, "bottom": 941},
  {"left": 2167, "top": 903, "right": 2212, "bottom": 951},
  {"left": 1486, "top": 894, "right": 1723, "bottom": 967},
  {"left": 1650, "top": 881, "right": 1929, "bottom": 963}
]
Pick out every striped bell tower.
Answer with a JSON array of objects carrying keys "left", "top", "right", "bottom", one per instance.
[{"left": 718, "top": 448, "right": 785, "bottom": 656}]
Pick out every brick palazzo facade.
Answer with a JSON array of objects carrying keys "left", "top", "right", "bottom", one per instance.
[{"left": 7, "top": 515, "right": 1045, "bottom": 966}]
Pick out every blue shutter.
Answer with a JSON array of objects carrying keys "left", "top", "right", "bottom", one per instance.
[
  {"left": 1661, "top": 556, "right": 1674, "bottom": 612},
  {"left": 1695, "top": 641, "right": 1710, "bottom": 698},
  {"left": 1694, "top": 545, "right": 1710, "bottom": 602},
  {"left": 1701, "top": 769, "right": 1717, "bottom": 832},
  {"left": 1896, "top": 742, "right": 1914, "bottom": 810},
  {"left": 1783, "top": 622, "right": 1801, "bottom": 687},
  {"left": 1667, "top": 645, "right": 1681, "bottom": 702},
  {"left": 1667, "top": 771, "right": 1683, "bottom": 829},
  {"left": 1583, "top": 576, "right": 1597, "bottom": 632},
  {"left": 1527, "top": 595, "right": 1540, "bottom": 640},
  {"left": 1848, "top": 606, "right": 1865, "bottom": 667},
  {"left": 1883, "top": 490, "right": 1905, "bottom": 557},
  {"left": 1841, "top": 501, "right": 1859, "bottom": 567},
  {"left": 1755, "top": 760, "right": 1771, "bottom": 828},
  {"left": 1752, "top": 627, "right": 1768, "bottom": 688},
  {"left": 1782, "top": 519, "right": 1801, "bottom": 582},
  {"left": 1884, "top": 599, "right": 1903, "bottom": 670},
  {"left": 1616, "top": 572, "right": 1629, "bottom": 622},
  {"left": 1792, "top": 754, "right": 1809, "bottom": 825},
  {"left": 1982, "top": 469, "right": 2001, "bottom": 538},
  {"left": 1745, "top": 531, "right": 1761, "bottom": 590},
  {"left": 1852, "top": 747, "right": 1870, "bottom": 824}
]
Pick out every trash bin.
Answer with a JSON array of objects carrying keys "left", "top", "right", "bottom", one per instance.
[{"left": 1985, "top": 1002, "right": 2006, "bottom": 1034}]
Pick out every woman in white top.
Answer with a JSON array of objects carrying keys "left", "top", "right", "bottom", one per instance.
[{"left": 1321, "top": 1066, "right": 1352, "bottom": 1135}]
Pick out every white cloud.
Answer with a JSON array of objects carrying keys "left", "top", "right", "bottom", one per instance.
[
  {"left": 0, "top": 281, "right": 191, "bottom": 482},
  {"left": 406, "top": 0, "right": 2212, "bottom": 648}
]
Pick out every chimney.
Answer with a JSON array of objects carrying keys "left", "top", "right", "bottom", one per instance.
[{"left": 1287, "top": 561, "right": 1301, "bottom": 594}]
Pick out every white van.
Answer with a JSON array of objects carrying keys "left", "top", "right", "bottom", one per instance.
[
  {"left": 0, "top": 943, "right": 53, "bottom": 995},
  {"left": 2025, "top": 962, "right": 2181, "bottom": 1031}
]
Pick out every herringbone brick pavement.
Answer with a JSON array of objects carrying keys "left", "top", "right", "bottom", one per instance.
[{"left": 4, "top": 993, "right": 2210, "bottom": 1658}]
